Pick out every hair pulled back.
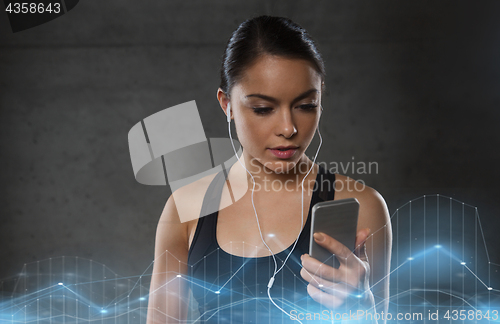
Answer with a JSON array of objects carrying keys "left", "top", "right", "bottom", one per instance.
[{"left": 220, "top": 15, "right": 325, "bottom": 96}]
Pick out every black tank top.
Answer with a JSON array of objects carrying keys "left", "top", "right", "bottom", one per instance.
[{"left": 187, "top": 165, "right": 336, "bottom": 323}]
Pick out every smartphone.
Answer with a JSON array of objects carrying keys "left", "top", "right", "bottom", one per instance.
[{"left": 309, "top": 198, "right": 359, "bottom": 268}]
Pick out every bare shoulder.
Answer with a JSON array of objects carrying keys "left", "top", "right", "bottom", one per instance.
[
  {"left": 333, "top": 174, "right": 391, "bottom": 233},
  {"left": 169, "top": 172, "right": 218, "bottom": 223},
  {"left": 155, "top": 172, "right": 218, "bottom": 255}
]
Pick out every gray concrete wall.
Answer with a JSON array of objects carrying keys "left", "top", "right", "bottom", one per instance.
[{"left": 1, "top": 1, "right": 499, "bottom": 279}]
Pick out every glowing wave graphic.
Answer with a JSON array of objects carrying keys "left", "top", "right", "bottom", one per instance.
[{"left": 1, "top": 194, "right": 499, "bottom": 323}]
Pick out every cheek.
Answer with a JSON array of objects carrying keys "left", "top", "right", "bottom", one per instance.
[
  {"left": 296, "top": 114, "right": 320, "bottom": 135},
  {"left": 233, "top": 118, "right": 257, "bottom": 150},
  {"left": 234, "top": 116, "right": 268, "bottom": 144}
]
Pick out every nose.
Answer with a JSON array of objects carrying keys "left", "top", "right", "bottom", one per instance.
[{"left": 276, "top": 108, "right": 297, "bottom": 139}]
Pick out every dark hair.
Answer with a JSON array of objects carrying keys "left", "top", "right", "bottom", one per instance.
[{"left": 220, "top": 16, "right": 325, "bottom": 95}]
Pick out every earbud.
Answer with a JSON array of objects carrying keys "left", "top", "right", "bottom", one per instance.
[{"left": 227, "top": 102, "right": 231, "bottom": 123}]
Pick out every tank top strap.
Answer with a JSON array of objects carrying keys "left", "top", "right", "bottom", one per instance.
[
  {"left": 316, "top": 164, "right": 336, "bottom": 202},
  {"left": 187, "top": 167, "right": 228, "bottom": 267},
  {"left": 299, "top": 165, "right": 335, "bottom": 246},
  {"left": 200, "top": 167, "right": 229, "bottom": 217}
]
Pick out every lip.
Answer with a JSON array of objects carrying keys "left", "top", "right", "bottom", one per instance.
[
  {"left": 268, "top": 146, "right": 299, "bottom": 159},
  {"left": 269, "top": 145, "right": 299, "bottom": 150}
]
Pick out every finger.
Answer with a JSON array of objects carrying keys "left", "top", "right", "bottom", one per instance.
[
  {"left": 301, "top": 254, "right": 342, "bottom": 282},
  {"left": 355, "top": 228, "right": 370, "bottom": 249},
  {"left": 301, "top": 261, "right": 367, "bottom": 294},
  {"left": 301, "top": 267, "right": 357, "bottom": 295},
  {"left": 313, "top": 232, "right": 354, "bottom": 266},
  {"left": 300, "top": 266, "right": 339, "bottom": 286},
  {"left": 313, "top": 281, "right": 354, "bottom": 299},
  {"left": 308, "top": 283, "right": 375, "bottom": 312},
  {"left": 307, "top": 284, "right": 345, "bottom": 309},
  {"left": 354, "top": 228, "right": 370, "bottom": 262}
]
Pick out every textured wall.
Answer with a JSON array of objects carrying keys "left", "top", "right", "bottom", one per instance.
[{"left": 1, "top": 1, "right": 499, "bottom": 279}]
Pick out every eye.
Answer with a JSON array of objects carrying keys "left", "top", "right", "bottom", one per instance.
[
  {"left": 297, "top": 103, "right": 318, "bottom": 111},
  {"left": 252, "top": 107, "right": 273, "bottom": 115}
]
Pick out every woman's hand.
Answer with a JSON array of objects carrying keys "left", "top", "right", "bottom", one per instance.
[{"left": 300, "top": 228, "right": 376, "bottom": 311}]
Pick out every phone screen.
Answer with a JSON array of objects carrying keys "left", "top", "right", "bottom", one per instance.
[{"left": 309, "top": 198, "right": 359, "bottom": 268}]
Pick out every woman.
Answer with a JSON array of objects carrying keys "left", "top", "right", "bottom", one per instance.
[{"left": 147, "top": 16, "right": 391, "bottom": 323}]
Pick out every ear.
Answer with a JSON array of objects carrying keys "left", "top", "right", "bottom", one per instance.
[{"left": 217, "top": 88, "right": 231, "bottom": 120}]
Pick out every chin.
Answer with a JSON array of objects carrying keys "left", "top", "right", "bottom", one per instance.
[{"left": 262, "top": 160, "right": 299, "bottom": 174}]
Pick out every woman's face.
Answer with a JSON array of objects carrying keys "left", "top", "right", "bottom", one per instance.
[{"left": 222, "top": 54, "right": 322, "bottom": 174}]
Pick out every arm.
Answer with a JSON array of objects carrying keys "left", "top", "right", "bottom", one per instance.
[
  {"left": 300, "top": 179, "right": 392, "bottom": 322},
  {"left": 146, "top": 195, "right": 190, "bottom": 324}
]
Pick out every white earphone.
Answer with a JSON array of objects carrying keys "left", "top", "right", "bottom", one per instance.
[
  {"left": 227, "top": 102, "right": 231, "bottom": 123},
  {"left": 226, "top": 101, "right": 322, "bottom": 323}
]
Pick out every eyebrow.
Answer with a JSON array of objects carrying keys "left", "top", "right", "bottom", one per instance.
[{"left": 245, "top": 88, "right": 319, "bottom": 105}]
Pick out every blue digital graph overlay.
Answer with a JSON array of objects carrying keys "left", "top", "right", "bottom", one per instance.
[
  {"left": 1, "top": 194, "right": 499, "bottom": 323},
  {"left": 0, "top": 258, "right": 155, "bottom": 323},
  {"left": 387, "top": 194, "right": 499, "bottom": 322}
]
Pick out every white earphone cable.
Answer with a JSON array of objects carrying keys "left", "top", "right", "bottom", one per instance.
[{"left": 226, "top": 102, "right": 323, "bottom": 323}]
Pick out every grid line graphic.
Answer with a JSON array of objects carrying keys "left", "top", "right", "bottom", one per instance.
[{"left": 1, "top": 195, "right": 499, "bottom": 323}]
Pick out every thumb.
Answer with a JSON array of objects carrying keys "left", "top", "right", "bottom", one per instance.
[{"left": 355, "top": 228, "right": 370, "bottom": 261}]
